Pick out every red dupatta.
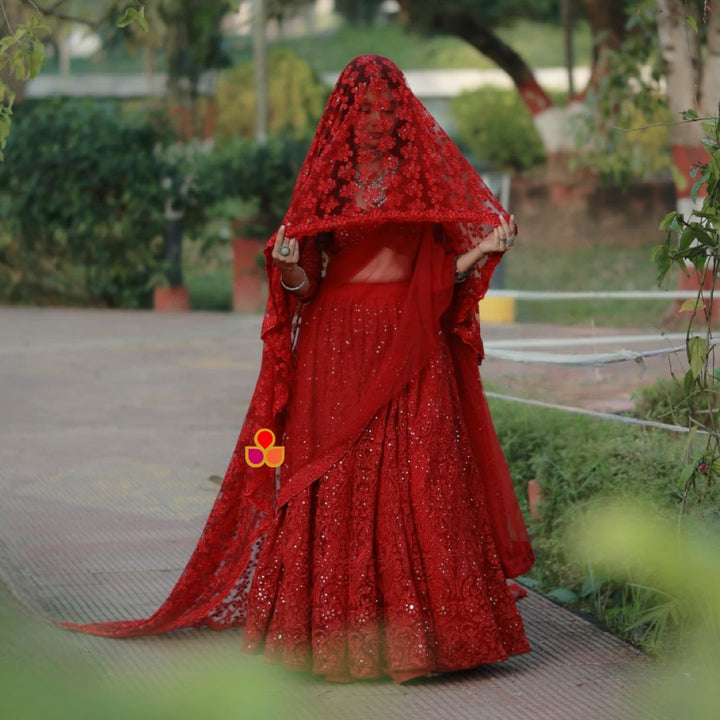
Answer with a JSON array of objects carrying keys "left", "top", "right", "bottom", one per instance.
[{"left": 60, "top": 55, "right": 532, "bottom": 639}]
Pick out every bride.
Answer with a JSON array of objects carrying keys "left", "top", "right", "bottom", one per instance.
[{"left": 62, "top": 55, "right": 534, "bottom": 683}]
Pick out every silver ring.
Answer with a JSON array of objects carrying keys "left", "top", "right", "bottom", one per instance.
[
  {"left": 279, "top": 246, "right": 291, "bottom": 257},
  {"left": 505, "top": 237, "right": 515, "bottom": 248}
]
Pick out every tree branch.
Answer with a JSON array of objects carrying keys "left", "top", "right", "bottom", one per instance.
[
  {"left": 429, "top": 9, "right": 554, "bottom": 115},
  {"left": 578, "top": 0, "right": 627, "bottom": 96},
  {"left": 614, "top": 116, "right": 716, "bottom": 132},
  {"left": 20, "top": 0, "right": 101, "bottom": 28}
]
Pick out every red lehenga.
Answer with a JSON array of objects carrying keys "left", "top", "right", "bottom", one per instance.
[{"left": 61, "top": 55, "right": 534, "bottom": 683}]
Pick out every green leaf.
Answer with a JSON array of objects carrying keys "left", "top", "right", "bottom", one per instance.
[
  {"left": 690, "top": 224, "right": 716, "bottom": 247},
  {"left": 580, "top": 574, "right": 605, "bottom": 598},
  {"left": 679, "top": 298, "right": 700, "bottom": 313},
  {"left": 685, "top": 16, "right": 698, "bottom": 32},
  {"left": 688, "top": 336, "right": 709, "bottom": 379},
  {"left": 651, "top": 244, "right": 673, "bottom": 284},
  {"left": 678, "top": 227, "right": 695, "bottom": 252},
  {"left": 547, "top": 588, "right": 579, "bottom": 604},
  {"left": 682, "top": 106, "right": 698, "bottom": 118},
  {"left": 711, "top": 153, "right": 720, "bottom": 180},
  {"left": 118, "top": 5, "right": 148, "bottom": 32},
  {"left": 28, "top": 40, "right": 45, "bottom": 78},
  {"left": 117, "top": 8, "right": 138, "bottom": 28},
  {"left": 679, "top": 463, "right": 694, "bottom": 489},
  {"left": 684, "top": 368, "right": 695, "bottom": 396},
  {"left": 137, "top": 6, "right": 149, "bottom": 32},
  {"left": 691, "top": 176, "right": 706, "bottom": 204},
  {"left": 659, "top": 211, "right": 678, "bottom": 230},
  {"left": 669, "top": 215, "right": 684, "bottom": 233}
]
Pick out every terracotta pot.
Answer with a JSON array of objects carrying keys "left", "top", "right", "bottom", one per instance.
[
  {"left": 153, "top": 285, "right": 191, "bottom": 312},
  {"left": 232, "top": 237, "right": 266, "bottom": 313},
  {"left": 527, "top": 480, "right": 543, "bottom": 520}
]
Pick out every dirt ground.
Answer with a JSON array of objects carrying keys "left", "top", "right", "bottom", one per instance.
[{"left": 479, "top": 322, "right": 688, "bottom": 414}]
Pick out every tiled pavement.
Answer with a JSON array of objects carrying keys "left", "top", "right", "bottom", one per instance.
[{"left": 0, "top": 307, "right": 661, "bottom": 719}]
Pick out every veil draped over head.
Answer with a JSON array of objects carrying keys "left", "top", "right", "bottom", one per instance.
[{"left": 61, "top": 56, "right": 533, "bottom": 639}]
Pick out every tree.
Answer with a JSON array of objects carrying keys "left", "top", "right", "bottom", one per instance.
[
  {"left": 157, "top": 0, "right": 231, "bottom": 108},
  {"left": 396, "top": 0, "right": 629, "bottom": 177},
  {"left": 656, "top": 0, "right": 719, "bottom": 215},
  {"left": 1, "top": 0, "right": 146, "bottom": 159},
  {"left": 576, "top": 1, "right": 718, "bottom": 212}
]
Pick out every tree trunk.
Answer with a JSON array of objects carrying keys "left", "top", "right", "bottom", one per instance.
[
  {"left": 657, "top": 0, "right": 716, "bottom": 320},
  {"left": 399, "top": 1, "right": 627, "bottom": 179},
  {"left": 58, "top": 28, "right": 71, "bottom": 75},
  {"left": 657, "top": 0, "right": 705, "bottom": 215},
  {"left": 700, "top": 3, "right": 720, "bottom": 118},
  {"left": 252, "top": 0, "right": 268, "bottom": 144},
  {"left": 579, "top": 0, "right": 627, "bottom": 95},
  {"left": 433, "top": 12, "right": 552, "bottom": 113}
]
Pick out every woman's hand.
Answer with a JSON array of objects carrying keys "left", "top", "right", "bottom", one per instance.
[
  {"left": 272, "top": 224, "right": 308, "bottom": 293},
  {"left": 477, "top": 214, "right": 516, "bottom": 255},
  {"left": 456, "top": 214, "right": 516, "bottom": 275}
]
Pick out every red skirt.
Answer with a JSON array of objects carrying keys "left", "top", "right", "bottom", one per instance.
[{"left": 241, "top": 281, "right": 530, "bottom": 681}]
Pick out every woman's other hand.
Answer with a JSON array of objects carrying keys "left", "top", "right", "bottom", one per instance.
[{"left": 456, "top": 214, "right": 516, "bottom": 275}]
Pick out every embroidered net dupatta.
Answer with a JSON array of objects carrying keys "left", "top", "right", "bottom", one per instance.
[{"left": 61, "top": 56, "right": 533, "bottom": 638}]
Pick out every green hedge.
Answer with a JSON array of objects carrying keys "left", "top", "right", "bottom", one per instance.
[
  {"left": 194, "top": 133, "right": 312, "bottom": 236},
  {"left": 0, "top": 99, "right": 174, "bottom": 307},
  {"left": 0, "top": 96, "right": 315, "bottom": 308}
]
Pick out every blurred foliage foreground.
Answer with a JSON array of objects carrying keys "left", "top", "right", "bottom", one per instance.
[
  {"left": 0, "top": 592, "right": 289, "bottom": 720},
  {"left": 492, "top": 404, "right": 720, "bottom": 719},
  {"left": 571, "top": 503, "right": 720, "bottom": 720}
]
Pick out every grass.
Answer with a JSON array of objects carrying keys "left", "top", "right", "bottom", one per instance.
[
  {"left": 504, "top": 243, "right": 667, "bottom": 328},
  {"left": 487, "top": 398, "right": 714, "bottom": 654},
  {"left": 184, "top": 241, "right": 233, "bottom": 312},
  {"left": 42, "top": 18, "right": 593, "bottom": 75}
]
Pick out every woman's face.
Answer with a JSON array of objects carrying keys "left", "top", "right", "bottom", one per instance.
[{"left": 356, "top": 88, "right": 399, "bottom": 151}]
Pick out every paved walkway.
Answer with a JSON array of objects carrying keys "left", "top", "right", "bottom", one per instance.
[{"left": 0, "top": 307, "right": 661, "bottom": 719}]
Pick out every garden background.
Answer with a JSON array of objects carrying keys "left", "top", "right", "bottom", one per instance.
[{"left": 2, "top": 1, "right": 720, "bottom": 704}]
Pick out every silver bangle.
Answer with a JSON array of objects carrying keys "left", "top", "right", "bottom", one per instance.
[
  {"left": 454, "top": 256, "right": 472, "bottom": 284},
  {"left": 280, "top": 266, "right": 308, "bottom": 292}
]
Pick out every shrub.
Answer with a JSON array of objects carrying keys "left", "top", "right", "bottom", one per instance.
[
  {"left": 573, "top": 93, "right": 673, "bottom": 184},
  {"left": 451, "top": 87, "right": 546, "bottom": 171},
  {"left": 215, "top": 48, "right": 327, "bottom": 141},
  {"left": 195, "top": 133, "right": 312, "bottom": 237},
  {"left": 0, "top": 98, "right": 175, "bottom": 308}
]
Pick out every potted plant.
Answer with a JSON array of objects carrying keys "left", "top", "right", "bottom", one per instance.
[
  {"left": 231, "top": 218, "right": 268, "bottom": 313},
  {"left": 152, "top": 141, "right": 203, "bottom": 312}
]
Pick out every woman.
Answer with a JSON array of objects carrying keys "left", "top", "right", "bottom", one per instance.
[{"left": 62, "top": 55, "right": 534, "bottom": 683}]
